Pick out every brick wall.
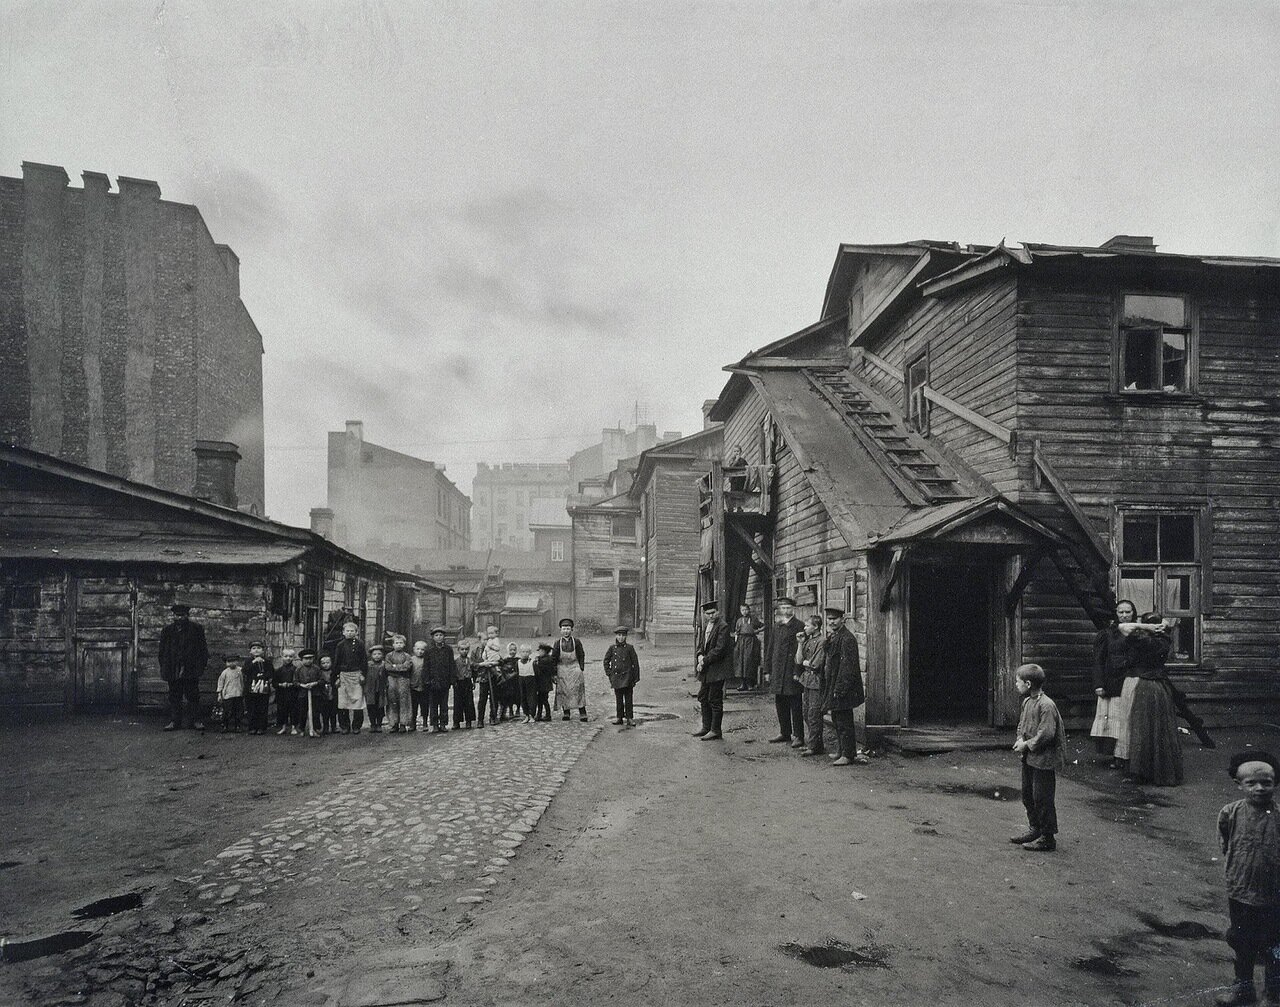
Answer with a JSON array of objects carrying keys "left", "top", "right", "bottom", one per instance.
[{"left": 0, "top": 165, "right": 265, "bottom": 513}]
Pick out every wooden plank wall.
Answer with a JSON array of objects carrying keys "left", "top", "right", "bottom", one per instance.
[
  {"left": 1015, "top": 273, "right": 1280, "bottom": 714},
  {"left": 860, "top": 276, "right": 1020, "bottom": 494},
  {"left": 0, "top": 572, "right": 69, "bottom": 714},
  {"left": 647, "top": 461, "right": 704, "bottom": 635},
  {"left": 570, "top": 510, "right": 640, "bottom": 630}
]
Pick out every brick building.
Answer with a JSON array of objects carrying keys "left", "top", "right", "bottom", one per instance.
[
  {"left": 471, "top": 462, "right": 572, "bottom": 551},
  {"left": 568, "top": 422, "right": 678, "bottom": 493},
  {"left": 0, "top": 162, "right": 266, "bottom": 513},
  {"left": 318, "top": 420, "right": 470, "bottom": 557}
]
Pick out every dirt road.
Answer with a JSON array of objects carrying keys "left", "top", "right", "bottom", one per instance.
[{"left": 0, "top": 636, "right": 1261, "bottom": 1006}]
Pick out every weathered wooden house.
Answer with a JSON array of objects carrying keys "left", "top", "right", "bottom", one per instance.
[
  {"left": 0, "top": 445, "right": 446, "bottom": 718},
  {"left": 706, "top": 236, "right": 1280, "bottom": 730},
  {"left": 629, "top": 425, "right": 723, "bottom": 646},
  {"left": 569, "top": 493, "right": 641, "bottom": 632}
]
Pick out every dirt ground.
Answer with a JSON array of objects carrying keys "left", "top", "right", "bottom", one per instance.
[{"left": 1, "top": 636, "right": 1272, "bottom": 1007}]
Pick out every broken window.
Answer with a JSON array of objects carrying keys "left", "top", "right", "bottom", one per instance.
[
  {"left": 1119, "top": 293, "right": 1192, "bottom": 392},
  {"left": 1117, "top": 509, "right": 1203, "bottom": 663},
  {"left": 905, "top": 349, "right": 930, "bottom": 434}
]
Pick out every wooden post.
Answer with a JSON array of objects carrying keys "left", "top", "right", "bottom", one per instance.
[{"left": 711, "top": 460, "right": 727, "bottom": 617}]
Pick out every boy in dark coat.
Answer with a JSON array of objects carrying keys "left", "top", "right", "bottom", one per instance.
[
  {"left": 243, "top": 642, "right": 273, "bottom": 735},
  {"left": 766, "top": 597, "right": 806, "bottom": 748},
  {"left": 694, "top": 601, "right": 732, "bottom": 740},
  {"left": 159, "top": 603, "right": 209, "bottom": 731},
  {"left": 604, "top": 626, "right": 641, "bottom": 726},
  {"left": 533, "top": 642, "right": 556, "bottom": 721},
  {"left": 822, "top": 605, "right": 867, "bottom": 765}
]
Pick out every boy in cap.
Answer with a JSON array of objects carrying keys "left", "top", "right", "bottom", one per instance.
[
  {"left": 604, "top": 626, "right": 640, "bottom": 727},
  {"left": 424, "top": 628, "right": 455, "bottom": 732},
  {"left": 533, "top": 642, "right": 556, "bottom": 721},
  {"left": 159, "top": 603, "right": 209, "bottom": 731},
  {"left": 452, "top": 637, "right": 476, "bottom": 730},
  {"left": 767, "top": 597, "right": 806, "bottom": 748},
  {"left": 552, "top": 618, "right": 588, "bottom": 721},
  {"left": 293, "top": 649, "right": 322, "bottom": 737},
  {"left": 273, "top": 648, "right": 299, "bottom": 734},
  {"left": 694, "top": 601, "right": 732, "bottom": 740},
  {"left": 365, "top": 644, "right": 387, "bottom": 732},
  {"left": 822, "top": 605, "right": 868, "bottom": 766}
]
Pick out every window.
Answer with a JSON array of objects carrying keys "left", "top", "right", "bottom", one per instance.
[
  {"left": 551, "top": 541, "right": 565, "bottom": 562},
  {"left": 591, "top": 568, "right": 614, "bottom": 583},
  {"left": 1117, "top": 509, "right": 1203, "bottom": 663},
  {"left": 611, "top": 515, "right": 636, "bottom": 540},
  {"left": 3, "top": 582, "right": 41, "bottom": 611},
  {"left": 842, "top": 577, "right": 856, "bottom": 620},
  {"left": 1119, "top": 293, "right": 1192, "bottom": 392},
  {"left": 905, "top": 349, "right": 930, "bottom": 434},
  {"left": 758, "top": 415, "right": 775, "bottom": 465}
]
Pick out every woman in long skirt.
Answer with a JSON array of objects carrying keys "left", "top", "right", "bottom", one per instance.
[
  {"left": 1124, "top": 618, "right": 1183, "bottom": 786},
  {"left": 733, "top": 603, "right": 763, "bottom": 692},
  {"left": 1091, "top": 599, "right": 1138, "bottom": 766}
]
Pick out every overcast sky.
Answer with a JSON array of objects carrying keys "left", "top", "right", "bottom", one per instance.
[{"left": 3, "top": 1, "right": 1277, "bottom": 525}]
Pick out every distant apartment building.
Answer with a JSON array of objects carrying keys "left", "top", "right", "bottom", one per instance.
[
  {"left": 568, "top": 423, "right": 681, "bottom": 493},
  {"left": 471, "top": 462, "right": 573, "bottom": 551},
  {"left": 317, "top": 420, "right": 470, "bottom": 559},
  {"left": 0, "top": 162, "right": 266, "bottom": 513}
]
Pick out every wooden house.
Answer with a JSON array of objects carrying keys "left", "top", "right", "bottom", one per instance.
[
  {"left": 568, "top": 494, "right": 641, "bottom": 632},
  {"left": 0, "top": 446, "right": 447, "bottom": 718},
  {"left": 706, "top": 237, "right": 1280, "bottom": 731},
  {"left": 629, "top": 425, "right": 723, "bottom": 646}
]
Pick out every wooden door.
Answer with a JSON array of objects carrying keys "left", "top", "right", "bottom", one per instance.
[
  {"left": 618, "top": 588, "right": 638, "bottom": 628},
  {"left": 72, "top": 576, "right": 136, "bottom": 710}
]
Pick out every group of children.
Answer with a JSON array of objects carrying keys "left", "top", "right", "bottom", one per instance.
[{"left": 213, "top": 621, "right": 644, "bottom": 737}]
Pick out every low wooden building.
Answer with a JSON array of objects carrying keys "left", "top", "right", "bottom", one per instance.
[
  {"left": 630, "top": 425, "right": 723, "bottom": 646},
  {"left": 0, "top": 446, "right": 445, "bottom": 718},
  {"left": 706, "top": 237, "right": 1280, "bottom": 731},
  {"left": 568, "top": 494, "right": 641, "bottom": 632}
]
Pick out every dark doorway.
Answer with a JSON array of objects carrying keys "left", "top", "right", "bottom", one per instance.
[
  {"left": 618, "top": 587, "right": 638, "bottom": 628},
  {"left": 908, "top": 559, "right": 991, "bottom": 723}
]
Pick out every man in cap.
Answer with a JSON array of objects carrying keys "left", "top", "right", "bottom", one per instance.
[
  {"left": 603, "top": 626, "right": 641, "bottom": 727},
  {"left": 158, "top": 603, "right": 210, "bottom": 731},
  {"left": 552, "top": 618, "right": 588, "bottom": 721},
  {"left": 693, "top": 600, "right": 733, "bottom": 740},
  {"left": 424, "top": 628, "right": 455, "bottom": 732},
  {"left": 765, "top": 597, "right": 806, "bottom": 748},
  {"left": 822, "top": 605, "right": 868, "bottom": 765}
]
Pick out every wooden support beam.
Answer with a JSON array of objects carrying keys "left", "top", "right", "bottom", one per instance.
[
  {"left": 1032, "top": 440, "right": 1114, "bottom": 567},
  {"left": 879, "top": 547, "right": 905, "bottom": 612},
  {"left": 1005, "top": 549, "right": 1045, "bottom": 616},
  {"left": 727, "top": 521, "right": 773, "bottom": 573}
]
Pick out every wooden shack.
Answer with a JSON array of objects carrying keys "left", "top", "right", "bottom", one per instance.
[
  {"left": 706, "top": 237, "right": 1280, "bottom": 731},
  {"left": 0, "top": 446, "right": 445, "bottom": 718},
  {"left": 568, "top": 493, "right": 641, "bottom": 632}
]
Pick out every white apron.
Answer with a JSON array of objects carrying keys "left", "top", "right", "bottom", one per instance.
[
  {"left": 554, "top": 637, "right": 586, "bottom": 709},
  {"left": 337, "top": 671, "right": 366, "bottom": 710}
]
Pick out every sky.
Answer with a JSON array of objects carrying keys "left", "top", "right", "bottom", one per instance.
[{"left": 2, "top": 0, "right": 1278, "bottom": 526}]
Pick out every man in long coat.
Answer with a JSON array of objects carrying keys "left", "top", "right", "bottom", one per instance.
[
  {"left": 822, "top": 604, "right": 868, "bottom": 765},
  {"left": 766, "top": 597, "right": 806, "bottom": 747},
  {"left": 159, "top": 603, "right": 209, "bottom": 731},
  {"left": 693, "top": 600, "right": 733, "bottom": 740}
]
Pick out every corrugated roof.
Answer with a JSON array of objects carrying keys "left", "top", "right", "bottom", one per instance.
[{"left": 0, "top": 535, "right": 308, "bottom": 566}]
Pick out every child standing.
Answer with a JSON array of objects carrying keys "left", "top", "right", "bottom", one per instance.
[
  {"left": 516, "top": 644, "right": 538, "bottom": 723},
  {"left": 453, "top": 638, "right": 476, "bottom": 729},
  {"left": 317, "top": 654, "right": 338, "bottom": 735},
  {"left": 497, "top": 643, "right": 520, "bottom": 722},
  {"left": 1009, "top": 663, "right": 1066, "bottom": 852},
  {"left": 216, "top": 656, "right": 244, "bottom": 733},
  {"left": 365, "top": 644, "right": 387, "bottom": 732},
  {"left": 243, "top": 642, "right": 273, "bottom": 735},
  {"left": 293, "top": 649, "right": 322, "bottom": 737},
  {"left": 533, "top": 643, "right": 556, "bottom": 721},
  {"left": 795, "top": 615, "right": 827, "bottom": 757},
  {"left": 1216, "top": 751, "right": 1280, "bottom": 1007},
  {"left": 383, "top": 635, "right": 414, "bottom": 732},
  {"left": 476, "top": 626, "right": 502, "bottom": 727},
  {"left": 273, "top": 648, "right": 298, "bottom": 735},
  {"left": 603, "top": 626, "right": 640, "bottom": 727}
]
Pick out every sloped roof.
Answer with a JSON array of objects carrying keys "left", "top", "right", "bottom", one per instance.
[{"left": 0, "top": 535, "right": 308, "bottom": 566}]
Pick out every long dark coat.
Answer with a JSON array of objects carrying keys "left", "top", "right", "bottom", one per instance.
[
  {"left": 158, "top": 619, "right": 209, "bottom": 682},
  {"left": 696, "top": 618, "right": 734, "bottom": 684},
  {"left": 732, "top": 615, "right": 762, "bottom": 679},
  {"left": 766, "top": 616, "right": 805, "bottom": 697},
  {"left": 423, "top": 642, "right": 456, "bottom": 688},
  {"left": 332, "top": 637, "right": 368, "bottom": 676},
  {"left": 603, "top": 642, "right": 640, "bottom": 689},
  {"left": 822, "top": 623, "right": 865, "bottom": 712}
]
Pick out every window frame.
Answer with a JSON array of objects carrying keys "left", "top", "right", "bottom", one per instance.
[
  {"left": 904, "top": 346, "right": 931, "bottom": 434},
  {"left": 550, "top": 540, "right": 565, "bottom": 563},
  {"left": 610, "top": 514, "right": 637, "bottom": 542},
  {"left": 590, "top": 567, "right": 615, "bottom": 583},
  {"left": 1114, "top": 504, "right": 1209, "bottom": 667},
  {"left": 1114, "top": 290, "right": 1198, "bottom": 396}
]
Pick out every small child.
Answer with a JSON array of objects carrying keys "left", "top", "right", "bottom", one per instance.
[
  {"left": 452, "top": 639, "right": 476, "bottom": 730},
  {"left": 244, "top": 642, "right": 273, "bottom": 735},
  {"left": 365, "top": 644, "right": 387, "bottom": 733},
  {"left": 1216, "top": 751, "right": 1280, "bottom": 1007},
  {"left": 293, "top": 649, "right": 322, "bottom": 737},
  {"left": 317, "top": 654, "right": 338, "bottom": 735},
  {"left": 273, "top": 648, "right": 298, "bottom": 735},
  {"left": 497, "top": 643, "right": 520, "bottom": 722},
  {"left": 383, "top": 635, "right": 414, "bottom": 733},
  {"left": 476, "top": 627, "right": 502, "bottom": 727},
  {"left": 216, "top": 655, "right": 244, "bottom": 733},
  {"left": 533, "top": 643, "right": 556, "bottom": 721},
  {"left": 516, "top": 644, "right": 538, "bottom": 723},
  {"left": 1009, "top": 663, "right": 1066, "bottom": 852},
  {"left": 795, "top": 615, "right": 827, "bottom": 757}
]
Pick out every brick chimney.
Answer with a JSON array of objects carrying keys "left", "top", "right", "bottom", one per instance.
[
  {"left": 345, "top": 420, "right": 364, "bottom": 441},
  {"left": 702, "top": 399, "right": 718, "bottom": 430},
  {"left": 214, "top": 243, "right": 240, "bottom": 296},
  {"left": 310, "top": 507, "right": 335, "bottom": 539},
  {"left": 192, "top": 441, "right": 240, "bottom": 508}
]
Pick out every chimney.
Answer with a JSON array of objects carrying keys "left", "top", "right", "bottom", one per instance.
[
  {"left": 214, "top": 243, "right": 240, "bottom": 296},
  {"left": 310, "top": 507, "right": 335, "bottom": 539},
  {"left": 345, "top": 420, "right": 364, "bottom": 441},
  {"left": 116, "top": 175, "right": 162, "bottom": 200},
  {"left": 22, "top": 161, "right": 70, "bottom": 189},
  {"left": 81, "top": 170, "right": 111, "bottom": 196},
  {"left": 192, "top": 441, "right": 240, "bottom": 508},
  {"left": 702, "top": 399, "right": 718, "bottom": 430},
  {"left": 1101, "top": 235, "right": 1157, "bottom": 253}
]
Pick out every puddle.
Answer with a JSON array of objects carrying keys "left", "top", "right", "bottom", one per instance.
[
  {"left": 1, "top": 930, "right": 96, "bottom": 963},
  {"left": 933, "top": 782, "right": 1019, "bottom": 802},
  {"left": 779, "top": 941, "right": 890, "bottom": 970},
  {"left": 1071, "top": 953, "right": 1136, "bottom": 977},
  {"left": 0, "top": 861, "right": 21, "bottom": 871},
  {"left": 71, "top": 892, "right": 144, "bottom": 920},
  {"left": 1136, "top": 913, "right": 1217, "bottom": 940}
]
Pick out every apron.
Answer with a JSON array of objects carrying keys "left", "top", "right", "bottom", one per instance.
[
  {"left": 337, "top": 671, "right": 366, "bottom": 710},
  {"left": 554, "top": 637, "right": 586, "bottom": 709}
]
